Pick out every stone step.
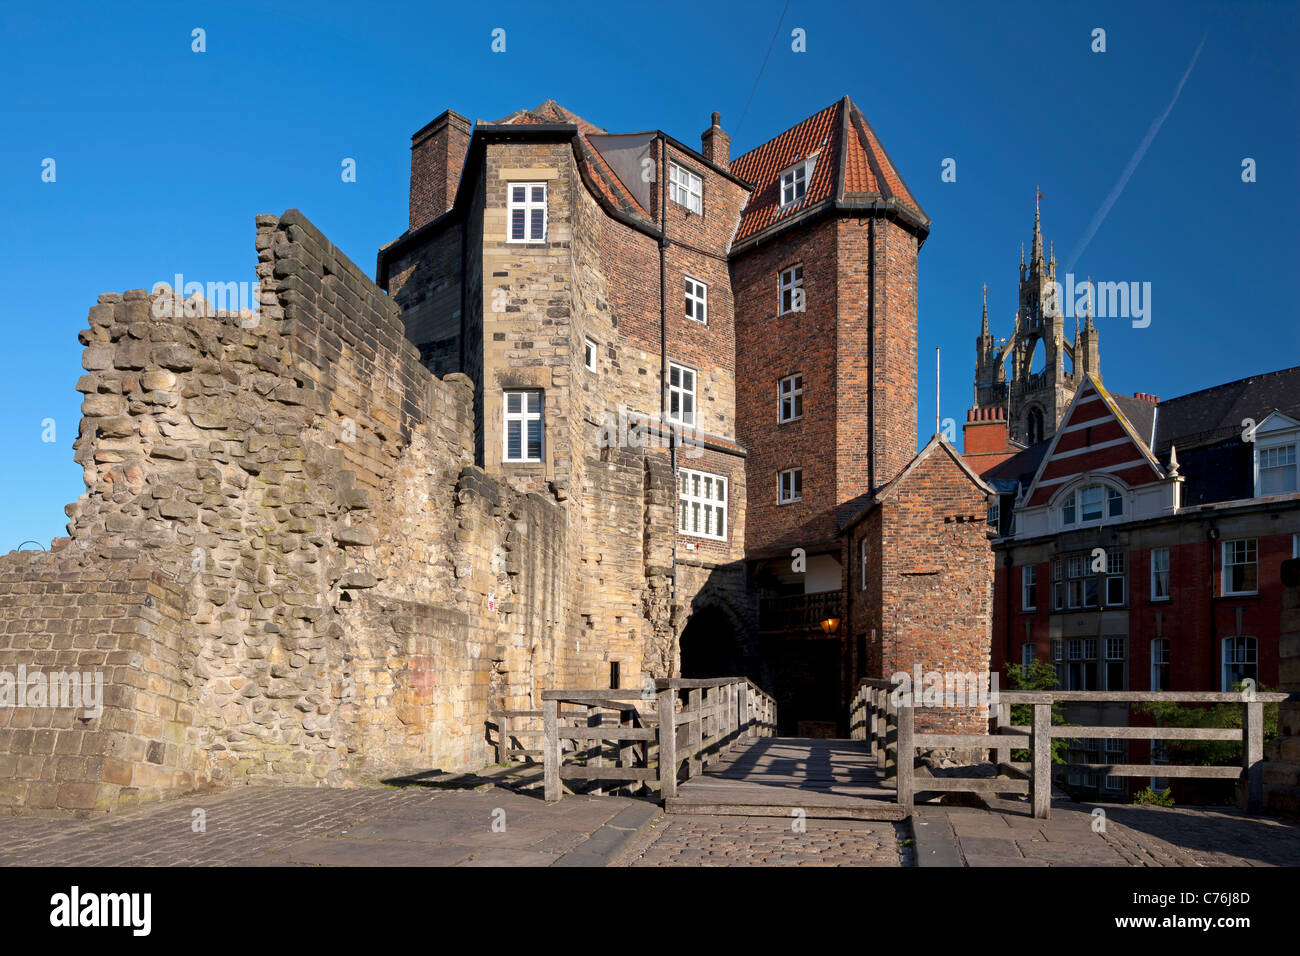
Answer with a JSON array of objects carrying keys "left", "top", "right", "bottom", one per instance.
[{"left": 665, "top": 796, "right": 907, "bottom": 821}]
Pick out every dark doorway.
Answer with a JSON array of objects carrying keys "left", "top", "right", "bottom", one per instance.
[
  {"left": 769, "top": 636, "right": 843, "bottom": 736},
  {"left": 679, "top": 605, "right": 742, "bottom": 679}
]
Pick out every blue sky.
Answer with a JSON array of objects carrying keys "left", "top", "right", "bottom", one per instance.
[{"left": 1, "top": 0, "right": 1296, "bottom": 548}]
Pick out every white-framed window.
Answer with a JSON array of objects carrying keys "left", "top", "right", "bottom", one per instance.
[
  {"left": 1104, "top": 637, "right": 1126, "bottom": 689},
  {"left": 988, "top": 498, "right": 1001, "bottom": 531},
  {"left": 778, "top": 265, "right": 804, "bottom": 315},
  {"left": 684, "top": 276, "right": 708, "bottom": 324},
  {"left": 1022, "top": 565, "right": 1037, "bottom": 611},
  {"left": 1150, "top": 639, "right": 1169, "bottom": 691},
  {"left": 1257, "top": 440, "right": 1298, "bottom": 495},
  {"left": 1061, "top": 482, "right": 1123, "bottom": 527},
  {"left": 1060, "top": 553, "right": 1099, "bottom": 610},
  {"left": 1105, "top": 551, "right": 1126, "bottom": 607},
  {"left": 678, "top": 468, "right": 727, "bottom": 541},
  {"left": 1150, "top": 548, "right": 1170, "bottom": 601},
  {"left": 584, "top": 337, "right": 598, "bottom": 371},
  {"left": 778, "top": 468, "right": 803, "bottom": 504},
  {"left": 1104, "top": 740, "right": 1127, "bottom": 791},
  {"left": 1056, "top": 636, "right": 1096, "bottom": 690},
  {"left": 1222, "top": 538, "right": 1258, "bottom": 595},
  {"left": 666, "top": 362, "right": 696, "bottom": 427},
  {"left": 1051, "top": 558, "right": 1064, "bottom": 610},
  {"left": 1222, "top": 635, "right": 1258, "bottom": 690},
  {"left": 859, "top": 537, "right": 869, "bottom": 591},
  {"left": 1021, "top": 642, "right": 1036, "bottom": 668},
  {"left": 669, "top": 162, "right": 702, "bottom": 214},
  {"left": 507, "top": 183, "right": 547, "bottom": 242},
  {"left": 503, "top": 390, "right": 543, "bottom": 462},
  {"left": 779, "top": 157, "right": 816, "bottom": 207},
  {"left": 778, "top": 374, "right": 803, "bottom": 423}
]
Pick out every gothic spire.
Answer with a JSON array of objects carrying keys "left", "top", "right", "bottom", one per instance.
[
  {"left": 1031, "top": 187, "right": 1044, "bottom": 267},
  {"left": 981, "top": 283, "right": 989, "bottom": 336}
]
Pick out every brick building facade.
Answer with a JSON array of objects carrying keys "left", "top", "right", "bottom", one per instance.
[
  {"left": 379, "top": 98, "right": 994, "bottom": 735},
  {"left": 973, "top": 363, "right": 1300, "bottom": 800}
]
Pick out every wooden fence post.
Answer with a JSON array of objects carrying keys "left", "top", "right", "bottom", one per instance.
[
  {"left": 588, "top": 704, "right": 603, "bottom": 796},
  {"left": 658, "top": 687, "right": 677, "bottom": 799},
  {"left": 738, "top": 682, "right": 749, "bottom": 740},
  {"left": 897, "top": 704, "right": 914, "bottom": 813},
  {"left": 688, "top": 687, "right": 703, "bottom": 776},
  {"left": 543, "top": 697, "right": 559, "bottom": 802},
  {"left": 1031, "top": 701, "right": 1051, "bottom": 820},
  {"left": 883, "top": 690, "right": 897, "bottom": 778},
  {"left": 496, "top": 711, "right": 508, "bottom": 764},
  {"left": 993, "top": 701, "right": 1010, "bottom": 774},
  {"left": 1242, "top": 699, "right": 1264, "bottom": 813}
]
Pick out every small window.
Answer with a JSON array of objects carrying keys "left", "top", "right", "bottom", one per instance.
[
  {"left": 1150, "top": 639, "right": 1169, "bottom": 691},
  {"left": 667, "top": 362, "right": 696, "bottom": 427},
  {"left": 669, "top": 162, "right": 702, "bottom": 214},
  {"left": 778, "top": 374, "right": 803, "bottom": 423},
  {"left": 1258, "top": 442, "right": 1298, "bottom": 495},
  {"left": 1105, "top": 551, "right": 1126, "bottom": 606},
  {"left": 859, "top": 537, "right": 869, "bottom": 591},
  {"left": 508, "top": 183, "right": 547, "bottom": 242},
  {"left": 779, "top": 266, "right": 804, "bottom": 315},
  {"left": 988, "top": 498, "right": 1001, "bottom": 531},
  {"left": 584, "top": 337, "right": 598, "bottom": 371},
  {"left": 503, "top": 390, "right": 543, "bottom": 462},
  {"left": 1021, "top": 643, "right": 1036, "bottom": 668},
  {"left": 684, "top": 276, "right": 708, "bottom": 324},
  {"left": 1051, "top": 558, "right": 1064, "bottom": 610},
  {"left": 609, "top": 661, "right": 620, "bottom": 689},
  {"left": 779, "top": 158, "right": 816, "bottom": 207},
  {"left": 678, "top": 468, "right": 727, "bottom": 541},
  {"left": 1022, "top": 565, "right": 1037, "bottom": 611},
  {"left": 1150, "top": 548, "right": 1170, "bottom": 601},
  {"left": 1222, "top": 539, "right": 1258, "bottom": 595},
  {"left": 1104, "top": 637, "right": 1126, "bottom": 689},
  {"left": 1222, "top": 635, "right": 1257, "bottom": 691},
  {"left": 778, "top": 468, "right": 803, "bottom": 504}
]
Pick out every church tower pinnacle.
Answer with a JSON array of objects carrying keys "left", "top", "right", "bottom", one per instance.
[{"left": 972, "top": 193, "right": 1101, "bottom": 446}]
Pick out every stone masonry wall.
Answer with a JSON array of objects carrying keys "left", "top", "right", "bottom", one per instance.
[{"left": 0, "top": 208, "right": 670, "bottom": 814}]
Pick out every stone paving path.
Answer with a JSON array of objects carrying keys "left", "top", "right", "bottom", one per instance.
[
  {"left": 923, "top": 797, "right": 1300, "bottom": 867},
  {"left": 614, "top": 814, "right": 912, "bottom": 867},
  {"left": 0, "top": 785, "right": 655, "bottom": 867}
]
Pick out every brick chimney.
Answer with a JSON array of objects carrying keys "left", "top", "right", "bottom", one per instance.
[
  {"left": 409, "top": 109, "right": 471, "bottom": 231},
  {"left": 701, "top": 112, "right": 730, "bottom": 170},
  {"left": 963, "top": 407, "right": 1011, "bottom": 458}
]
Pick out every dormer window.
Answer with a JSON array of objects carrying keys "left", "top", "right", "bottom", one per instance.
[
  {"left": 669, "top": 162, "right": 703, "bottom": 214},
  {"left": 779, "top": 158, "right": 815, "bottom": 207},
  {"left": 1257, "top": 442, "right": 1297, "bottom": 495},
  {"left": 1060, "top": 483, "right": 1122, "bottom": 527}
]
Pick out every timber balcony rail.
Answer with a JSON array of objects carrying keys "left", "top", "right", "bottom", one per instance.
[
  {"left": 758, "top": 591, "right": 841, "bottom": 633},
  {"left": 491, "top": 678, "right": 776, "bottom": 803},
  {"left": 851, "top": 679, "right": 1295, "bottom": 820}
]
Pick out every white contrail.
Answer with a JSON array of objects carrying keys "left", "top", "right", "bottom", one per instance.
[{"left": 1066, "top": 36, "right": 1206, "bottom": 272}]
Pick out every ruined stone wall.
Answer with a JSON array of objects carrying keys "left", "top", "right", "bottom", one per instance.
[
  {"left": 0, "top": 208, "right": 673, "bottom": 814},
  {"left": 0, "top": 549, "right": 198, "bottom": 813}
]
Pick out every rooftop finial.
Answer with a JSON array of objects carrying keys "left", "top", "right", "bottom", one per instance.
[{"left": 981, "top": 283, "right": 989, "bottom": 336}]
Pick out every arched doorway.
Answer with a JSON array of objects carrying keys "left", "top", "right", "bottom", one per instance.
[{"left": 679, "top": 605, "right": 742, "bottom": 679}]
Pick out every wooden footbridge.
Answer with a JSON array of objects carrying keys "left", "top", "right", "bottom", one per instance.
[{"left": 490, "top": 677, "right": 1288, "bottom": 820}]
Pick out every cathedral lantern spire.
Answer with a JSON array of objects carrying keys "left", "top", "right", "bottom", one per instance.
[
  {"left": 981, "top": 283, "right": 989, "bottom": 336},
  {"left": 1031, "top": 188, "right": 1044, "bottom": 269}
]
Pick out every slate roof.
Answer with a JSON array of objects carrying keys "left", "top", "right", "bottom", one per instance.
[{"left": 1150, "top": 365, "right": 1300, "bottom": 453}]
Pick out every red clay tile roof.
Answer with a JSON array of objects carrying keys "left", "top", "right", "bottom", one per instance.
[
  {"left": 730, "top": 96, "right": 928, "bottom": 242},
  {"left": 493, "top": 99, "right": 606, "bottom": 135}
]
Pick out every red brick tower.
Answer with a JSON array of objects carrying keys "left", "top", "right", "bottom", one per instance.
[{"left": 730, "top": 96, "right": 930, "bottom": 556}]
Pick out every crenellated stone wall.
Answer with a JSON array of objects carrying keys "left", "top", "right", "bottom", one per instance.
[{"left": 0, "top": 209, "right": 674, "bottom": 815}]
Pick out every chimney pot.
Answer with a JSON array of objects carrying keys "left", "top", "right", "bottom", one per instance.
[{"left": 701, "top": 112, "right": 730, "bottom": 171}]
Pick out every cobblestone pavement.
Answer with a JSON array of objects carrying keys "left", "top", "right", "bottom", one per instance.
[
  {"left": 937, "top": 798, "right": 1300, "bottom": 867},
  {"left": 614, "top": 814, "right": 913, "bottom": 867},
  {"left": 0, "top": 785, "right": 653, "bottom": 867}
]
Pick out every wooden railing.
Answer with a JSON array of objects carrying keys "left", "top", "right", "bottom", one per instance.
[
  {"left": 758, "top": 591, "right": 841, "bottom": 633},
  {"left": 851, "top": 679, "right": 1294, "bottom": 819},
  {"left": 532, "top": 678, "right": 777, "bottom": 803}
]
